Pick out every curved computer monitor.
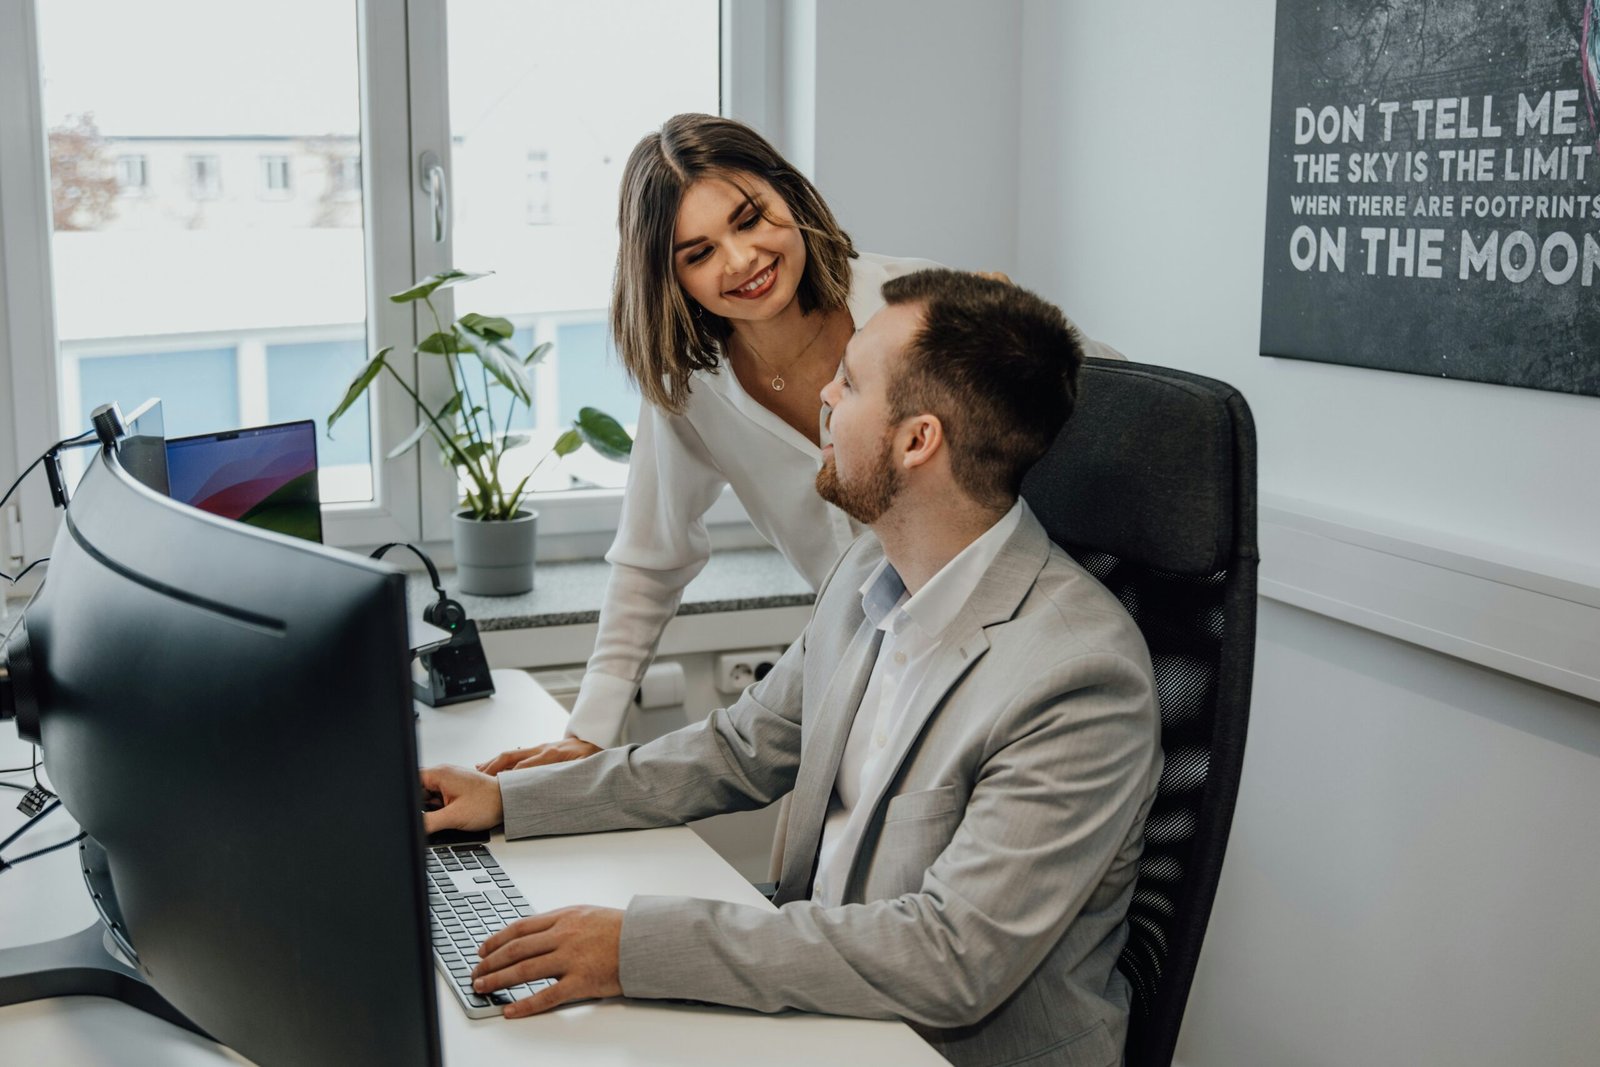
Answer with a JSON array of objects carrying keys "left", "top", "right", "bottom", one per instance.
[{"left": 2, "top": 418, "right": 440, "bottom": 1065}]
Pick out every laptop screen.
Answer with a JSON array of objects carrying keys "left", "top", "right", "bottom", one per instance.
[{"left": 165, "top": 421, "right": 323, "bottom": 543}]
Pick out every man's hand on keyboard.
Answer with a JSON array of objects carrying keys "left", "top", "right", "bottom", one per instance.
[
  {"left": 471, "top": 905, "right": 624, "bottom": 1017},
  {"left": 476, "top": 736, "right": 602, "bottom": 775},
  {"left": 419, "top": 765, "right": 503, "bottom": 833}
]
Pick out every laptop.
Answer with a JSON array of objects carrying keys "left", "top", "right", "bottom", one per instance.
[{"left": 166, "top": 420, "right": 324, "bottom": 544}]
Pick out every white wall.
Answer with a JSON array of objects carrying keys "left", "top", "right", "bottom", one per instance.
[
  {"left": 786, "top": 0, "right": 1022, "bottom": 273},
  {"left": 1191, "top": 602, "right": 1600, "bottom": 1065},
  {"left": 1010, "top": 3, "right": 1600, "bottom": 1065}
]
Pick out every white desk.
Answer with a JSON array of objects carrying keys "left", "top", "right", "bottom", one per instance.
[{"left": 0, "top": 670, "right": 943, "bottom": 1066}]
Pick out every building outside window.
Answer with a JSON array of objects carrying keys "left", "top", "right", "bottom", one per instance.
[{"left": 187, "top": 154, "right": 220, "bottom": 199}]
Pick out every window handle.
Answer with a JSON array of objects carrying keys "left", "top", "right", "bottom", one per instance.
[{"left": 419, "top": 151, "right": 448, "bottom": 243}]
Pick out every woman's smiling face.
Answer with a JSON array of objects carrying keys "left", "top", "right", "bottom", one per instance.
[{"left": 671, "top": 174, "right": 808, "bottom": 324}]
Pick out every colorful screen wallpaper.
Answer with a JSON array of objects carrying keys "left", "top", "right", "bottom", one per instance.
[{"left": 165, "top": 422, "right": 322, "bottom": 543}]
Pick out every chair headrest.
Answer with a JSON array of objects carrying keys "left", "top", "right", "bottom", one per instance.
[{"left": 1021, "top": 359, "right": 1250, "bottom": 576}]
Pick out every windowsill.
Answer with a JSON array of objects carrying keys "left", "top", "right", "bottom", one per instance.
[{"left": 406, "top": 546, "right": 813, "bottom": 631}]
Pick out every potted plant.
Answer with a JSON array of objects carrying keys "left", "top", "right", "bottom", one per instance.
[{"left": 329, "top": 269, "right": 632, "bottom": 595}]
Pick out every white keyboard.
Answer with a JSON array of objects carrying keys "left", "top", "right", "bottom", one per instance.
[{"left": 425, "top": 843, "right": 551, "bottom": 1018}]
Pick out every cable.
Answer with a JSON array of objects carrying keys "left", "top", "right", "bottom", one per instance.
[
  {"left": 0, "top": 831, "right": 86, "bottom": 875},
  {"left": 0, "top": 745, "right": 41, "bottom": 783},
  {"left": 1, "top": 557, "right": 47, "bottom": 586},
  {"left": 0, "top": 781, "right": 29, "bottom": 791},
  {"left": 0, "top": 798, "right": 60, "bottom": 853},
  {"left": 0, "top": 428, "right": 95, "bottom": 512},
  {"left": 0, "top": 744, "right": 42, "bottom": 786}
]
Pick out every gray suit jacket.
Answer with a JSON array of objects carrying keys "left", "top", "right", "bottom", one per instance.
[{"left": 500, "top": 504, "right": 1161, "bottom": 1067}]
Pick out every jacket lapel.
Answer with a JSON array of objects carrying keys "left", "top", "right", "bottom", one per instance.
[
  {"left": 837, "top": 508, "right": 1054, "bottom": 897},
  {"left": 773, "top": 616, "right": 884, "bottom": 905}
]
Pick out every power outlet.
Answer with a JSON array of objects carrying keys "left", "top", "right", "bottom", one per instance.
[{"left": 715, "top": 648, "right": 786, "bottom": 693}]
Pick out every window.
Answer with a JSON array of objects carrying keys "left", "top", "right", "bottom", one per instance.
[
  {"left": 115, "top": 153, "right": 147, "bottom": 191},
  {"left": 261, "top": 154, "right": 291, "bottom": 195},
  {"left": 333, "top": 155, "right": 360, "bottom": 197},
  {"left": 525, "top": 149, "right": 552, "bottom": 226},
  {"left": 22, "top": 0, "right": 394, "bottom": 545},
  {"left": 1, "top": 1, "right": 732, "bottom": 565},
  {"left": 440, "top": 0, "right": 718, "bottom": 531},
  {"left": 187, "top": 154, "right": 220, "bottom": 199}
]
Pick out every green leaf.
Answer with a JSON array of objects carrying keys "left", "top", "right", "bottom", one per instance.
[
  {"left": 458, "top": 313, "right": 515, "bottom": 341},
  {"left": 328, "top": 346, "right": 392, "bottom": 430},
  {"left": 552, "top": 428, "right": 583, "bottom": 457},
  {"left": 575, "top": 407, "right": 633, "bottom": 462},
  {"left": 459, "top": 441, "right": 494, "bottom": 465},
  {"left": 418, "top": 330, "right": 471, "bottom": 355},
  {"left": 504, "top": 474, "right": 532, "bottom": 516},
  {"left": 523, "top": 341, "right": 553, "bottom": 367},
  {"left": 385, "top": 416, "right": 435, "bottom": 460},
  {"left": 388, "top": 269, "right": 491, "bottom": 304},
  {"left": 499, "top": 433, "right": 533, "bottom": 451},
  {"left": 468, "top": 338, "right": 533, "bottom": 405}
]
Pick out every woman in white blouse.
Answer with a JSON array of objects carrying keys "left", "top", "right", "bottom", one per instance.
[{"left": 479, "top": 114, "right": 1112, "bottom": 772}]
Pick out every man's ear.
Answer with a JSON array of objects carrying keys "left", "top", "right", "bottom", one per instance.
[{"left": 899, "top": 413, "right": 944, "bottom": 471}]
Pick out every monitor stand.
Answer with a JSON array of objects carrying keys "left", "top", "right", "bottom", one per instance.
[{"left": 0, "top": 923, "right": 209, "bottom": 1039}]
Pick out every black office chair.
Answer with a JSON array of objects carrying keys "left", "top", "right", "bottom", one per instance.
[{"left": 1020, "top": 357, "right": 1258, "bottom": 1067}]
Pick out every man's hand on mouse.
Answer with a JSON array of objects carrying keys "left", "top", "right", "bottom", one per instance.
[{"left": 419, "top": 764, "right": 504, "bottom": 834}]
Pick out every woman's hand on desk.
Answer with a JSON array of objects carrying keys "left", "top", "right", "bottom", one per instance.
[
  {"left": 419, "top": 765, "right": 503, "bottom": 833},
  {"left": 472, "top": 905, "right": 624, "bottom": 1017},
  {"left": 477, "top": 736, "right": 602, "bottom": 775}
]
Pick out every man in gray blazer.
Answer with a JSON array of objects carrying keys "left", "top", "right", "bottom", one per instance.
[{"left": 424, "top": 270, "right": 1162, "bottom": 1067}]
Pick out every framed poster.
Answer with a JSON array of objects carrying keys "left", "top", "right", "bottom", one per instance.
[{"left": 1260, "top": 0, "right": 1600, "bottom": 397}]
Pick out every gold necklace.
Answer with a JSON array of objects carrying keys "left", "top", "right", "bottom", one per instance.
[{"left": 742, "top": 317, "right": 829, "bottom": 392}]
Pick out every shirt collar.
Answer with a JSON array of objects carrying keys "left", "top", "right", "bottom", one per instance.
[
  {"left": 858, "top": 557, "right": 906, "bottom": 629},
  {"left": 857, "top": 499, "right": 1025, "bottom": 641}
]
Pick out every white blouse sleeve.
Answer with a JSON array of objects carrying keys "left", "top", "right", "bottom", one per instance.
[{"left": 565, "top": 396, "right": 730, "bottom": 747}]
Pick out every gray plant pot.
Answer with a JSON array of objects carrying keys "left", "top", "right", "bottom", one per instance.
[{"left": 452, "top": 509, "right": 537, "bottom": 596}]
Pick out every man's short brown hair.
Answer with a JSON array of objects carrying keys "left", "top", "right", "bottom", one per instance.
[{"left": 880, "top": 270, "right": 1085, "bottom": 510}]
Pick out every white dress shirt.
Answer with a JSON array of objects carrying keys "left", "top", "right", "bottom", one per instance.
[{"left": 811, "top": 500, "right": 1024, "bottom": 907}]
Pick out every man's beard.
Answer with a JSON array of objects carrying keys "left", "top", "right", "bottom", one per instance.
[{"left": 815, "top": 430, "right": 903, "bottom": 524}]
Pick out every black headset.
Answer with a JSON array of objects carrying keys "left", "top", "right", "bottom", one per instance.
[{"left": 370, "top": 542, "right": 467, "bottom": 631}]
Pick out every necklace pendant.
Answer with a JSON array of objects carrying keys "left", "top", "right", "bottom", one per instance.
[{"left": 772, "top": 376, "right": 785, "bottom": 391}]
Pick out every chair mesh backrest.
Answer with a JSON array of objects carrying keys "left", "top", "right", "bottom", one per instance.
[{"left": 1020, "top": 359, "right": 1257, "bottom": 1067}]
